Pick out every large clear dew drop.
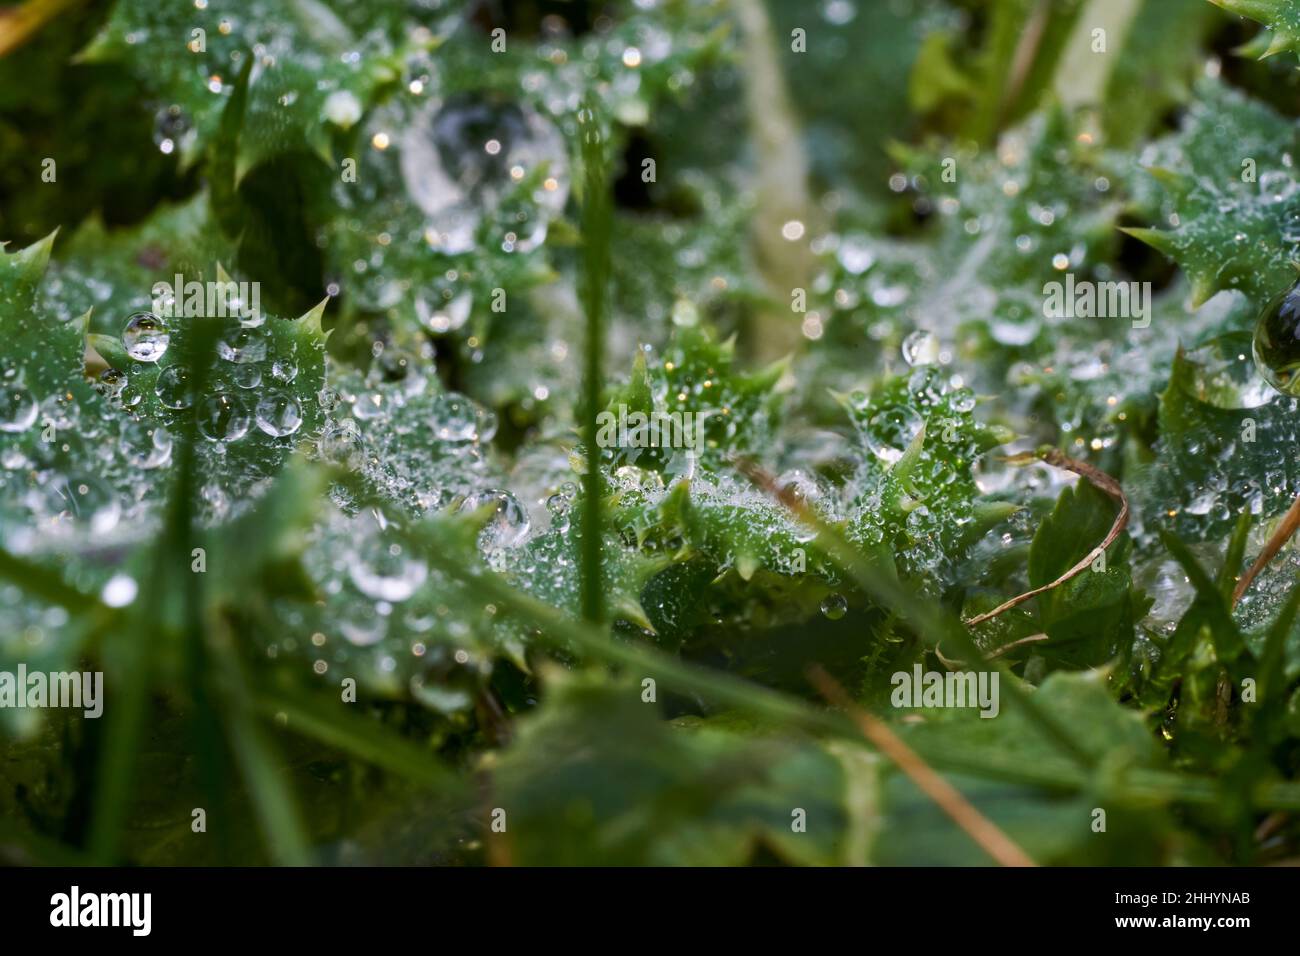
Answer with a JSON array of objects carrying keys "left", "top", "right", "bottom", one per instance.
[
  {"left": 401, "top": 93, "right": 569, "bottom": 254},
  {"left": 1253, "top": 280, "right": 1300, "bottom": 397},
  {"left": 122, "top": 311, "right": 170, "bottom": 363}
]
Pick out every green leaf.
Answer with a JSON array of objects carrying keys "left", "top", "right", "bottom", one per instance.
[
  {"left": 598, "top": 324, "right": 789, "bottom": 474},
  {"left": 841, "top": 365, "right": 1016, "bottom": 587},
  {"left": 492, "top": 669, "right": 875, "bottom": 866},
  {"left": 1023, "top": 479, "right": 1140, "bottom": 667},
  {"left": 1210, "top": 0, "right": 1300, "bottom": 59},
  {"left": 880, "top": 672, "right": 1189, "bottom": 865},
  {"left": 1147, "top": 343, "right": 1300, "bottom": 542},
  {"left": 1128, "top": 76, "right": 1300, "bottom": 307},
  {"left": 82, "top": 0, "right": 399, "bottom": 174}
]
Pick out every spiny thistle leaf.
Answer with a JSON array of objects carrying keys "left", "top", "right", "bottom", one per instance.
[
  {"left": 1129, "top": 77, "right": 1300, "bottom": 307},
  {"left": 1210, "top": 0, "right": 1300, "bottom": 59}
]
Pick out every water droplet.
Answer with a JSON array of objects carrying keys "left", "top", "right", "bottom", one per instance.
[
  {"left": 121, "top": 421, "right": 173, "bottom": 469},
  {"left": 416, "top": 282, "right": 472, "bottom": 334},
  {"left": 271, "top": 358, "right": 298, "bottom": 383},
  {"left": 339, "top": 605, "right": 387, "bottom": 646},
  {"left": 1260, "top": 170, "right": 1296, "bottom": 204},
  {"left": 1184, "top": 332, "right": 1272, "bottom": 409},
  {"left": 1185, "top": 487, "right": 1219, "bottom": 515},
  {"left": 863, "top": 405, "right": 924, "bottom": 464},
  {"left": 402, "top": 94, "right": 569, "bottom": 254},
  {"left": 972, "top": 452, "right": 1012, "bottom": 494},
  {"left": 777, "top": 469, "right": 824, "bottom": 505},
  {"left": 820, "top": 593, "right": 847, "bottom": 620},
  {"left": 950, "top": 388, "right": 977, "bottom": 413},
  {"left": 1, "top": 446, "right": 28, "bottom": 470},
  {"left": 671, "top": 298, "right": 699, "bottom": 328},
  {"left": 352, "top": 390, "right": 386, "bottom": 420},
  {"left": 459, "top": 489, "right": 530, "bottom": 551},
  {"left": 318, "top": 387, "right": 342, "bottom": 412},
  {"left": 1282, "top": 209, "right": 1300, "bottom": 244},
  {"left": 821, "top": 0, "right": 856, "bottom": 25},
  {"left": 198, "top": 392, "right": 250, "bottom": 442},
  {"left": 97, "top": 368, "right": 126, "bottom": 398},
  {"left": 1253, "top": 280, "right": 1300, "bottom": 397},
  {"left": 39, "top": 393, "right": 78, "bottom": 431},
  {"left": 902, "top": 330, "right": 939, "bottom": 366},
  {"left": 255, "top": 392, "right": 303, "bottom": 437},
  {"left": 155, "top": 365, "right": 192, "bottom": 409},
  {"left": 323, "top": 89, "right": 363, "bottom": 129},
  {"left": 318, "top": 421, "right": 365, "bottom": 469},
  {"left": 989, "top": 316, "right": 1039, "bottom": 346},
  {"left": 122, "top": 312, "right": 169, "bottom": 362},
  {"left": 546, "top": 490, "right": 572, "bottom": 532},
  {"left": 153, "top": 104, "right": 192, "bottom": 155},
  {"left": 433, "top": 392, "right": 492, "bottom": 441},
  {"left": 217, "top": 328, "right": 267, "bottom": 364},
  {"left": 101, "top": 573, "right": 138, "bottom": 608},
  {"left": 837, "top": 236, "right": 875, "bottom": 274},
  {"left": 0, "top": 383, "right": 38, "bottom": 432},
  {"left": 232, "top": 364, "right": 262, "bottom": 389},
  {"left": 43, "top": 475, "right": 119, "bottom": 534},
  {"left": 350, "top": 539, "right": 428, "bottom": 602}
]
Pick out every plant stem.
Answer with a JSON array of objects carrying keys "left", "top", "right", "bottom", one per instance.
[
  {"left": 578, "top": 101, "right": 611, "bottom": 625},
  {"left": 0, "top": 0, "right": 85, "bottom": 58},
  {"left": 811, "top": 665, "right": 1037, "bottom": 867},
  {"left": 734, "top": 0, "right": 814, "bottom": 362},
  {"left": 1233, "top": 489, "right": 1300, "bottom": 606}
]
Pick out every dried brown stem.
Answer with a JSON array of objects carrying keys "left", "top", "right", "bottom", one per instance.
[
  {"left": 808, "top": 665, "right": 1037, "bottom": 868},
  {"left": 0, "top": 0, "right": 84, "bottom": 58},
  {"left": 1231, "top": 490, "right": 1300, "bottom": 608},
  {"left": 935, "top": 632, "right": 1049, "bottom": 670},
  {"left": 964, "top": 449, "right": 1128, "bottom": 627}
]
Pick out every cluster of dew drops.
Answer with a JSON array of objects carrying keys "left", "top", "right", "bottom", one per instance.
[{"left": 38, "top": 10, "right": 1300, "bottom": 666}]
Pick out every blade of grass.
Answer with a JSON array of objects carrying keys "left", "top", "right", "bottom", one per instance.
[
  {"left": 172, "top": 317, "right": 235, "bottom": 863},
  {"left": 1219, "top": 510, "right": 1253, "bottom": 604},
  {"left": 0, "top": 546, "right": 101, "bottom": 612},
  {"left": 250, "top": 682, "right": 468, "bottom": 794},
  {"left": 87, "top": 545, "right": 165, "bottom": 861},
  {"left": 578, "top": 98, "right": 611, "bottom": 625},
  {"left": 1162, "top": 530, "right": 1246, "bottom": 660},
  {"left": 734, "top": 0, "right": 815, "bottom": 360},
  {"left": 1256, "top": 576, "right": 1300, "bottom": 733},
  {"left": 211, "top": 614, "right": 310, "bottom": 865},
  {"left": 89, "top": 318, "right": 223, "bottom": 861},
  {"left": 222, "top": 702, "right": 311, "bottom": 865}
]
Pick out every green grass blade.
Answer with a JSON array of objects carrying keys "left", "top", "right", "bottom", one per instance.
[
  {"left": 1218, "top": 511, "right": 1253, "bottom": 601},
  {"left": 578, "top": 97, "right": 611, "bottom": 625},
  {"left": 251, "top": 684, "right": 468, "bottom": 794}
]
